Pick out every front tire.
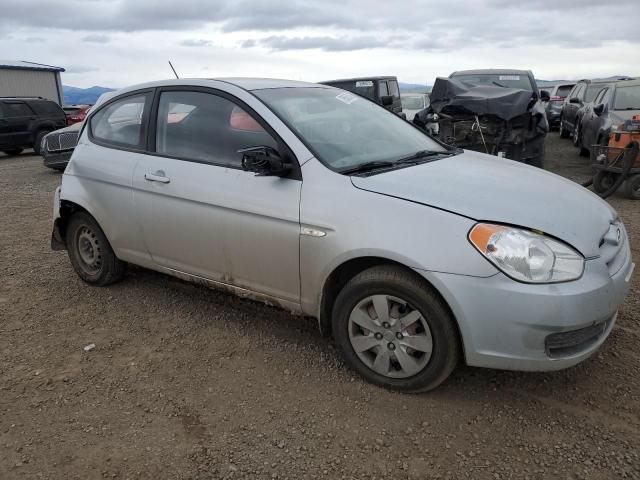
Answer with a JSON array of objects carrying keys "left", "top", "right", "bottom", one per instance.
[
  {"left": 66, "top": 212, "right": 126, "bottom": 286},
  {"left": 331, "top": 265, "right": 460, "bottom": 392},
  {"left": 33, "top": 130, "right": 49, "bottom": 155},
  {"left": 572, "top": 122, "right": 581, "bottom": 148}
]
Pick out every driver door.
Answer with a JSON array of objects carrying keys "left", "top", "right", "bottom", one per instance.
[{"left": 133, "top": 88, "right": 302, "bottom": 305}]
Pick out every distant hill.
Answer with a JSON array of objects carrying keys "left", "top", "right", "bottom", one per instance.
[
  {"left": 63, "top": 85, "right": 115, "bottom": 105},
  {"left": 399, "top": 82, "right": 431, "bottom": 93}
]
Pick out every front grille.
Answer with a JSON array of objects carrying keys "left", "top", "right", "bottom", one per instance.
[
  {"left": 45, "top": 131, "right": 78, "bottom": 152},
  {"left": 545, "top": 320, "right": 609, "bottom": 358},
  {"left": 599, "top": 220, "right": 628, "bottom": 277}
]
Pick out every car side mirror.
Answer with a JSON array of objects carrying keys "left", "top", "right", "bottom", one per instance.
[
  {"left": 239, "top": 145, "right": 291, "bottom": 177},
  {"left": 540, "top": 90, "right": 551, "bottom": 102},
  {"left": 593, "top": 103, "right": 605, "bottom": 116},
  {"left": 569, "top": 97, "right": 581, "bottom": 104},
  {"left": 381, "top": 95, "right": 393, "bottom": 106}
]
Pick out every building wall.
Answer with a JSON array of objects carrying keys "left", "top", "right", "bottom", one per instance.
[{"left": 0, "top": 69, "right": 62, "bottom": 104}]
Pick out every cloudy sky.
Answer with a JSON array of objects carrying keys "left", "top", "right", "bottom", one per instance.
[{"left": 1, "top": 0, "right": 638, "bottom": 88}]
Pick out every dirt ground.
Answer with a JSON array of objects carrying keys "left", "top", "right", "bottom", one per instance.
[{"left": 1, "top": 134, "right": 639, "bottom": 480}]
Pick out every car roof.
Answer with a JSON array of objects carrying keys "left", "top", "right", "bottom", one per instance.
[
  {"left": 449, "top": 69, "right": 531, "bottom": 76},
  {"left": 614, "top": 78, "right": 640, "bottom": 88},
  {"left": 0, "top": 96, "right": 48, "bottom": 101},
  {"left": 107, "top": 78, "right": 324, "bottom": 97},
  {"left": 321, "top": 76, "right": 398, "bottom": 83}
]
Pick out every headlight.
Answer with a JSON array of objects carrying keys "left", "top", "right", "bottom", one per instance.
[{"left": 469, "top": 223, "right": 584, "bottom": 283}]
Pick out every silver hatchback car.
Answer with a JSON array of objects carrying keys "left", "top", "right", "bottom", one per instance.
[{"left": 52, "top": 78, "right": 634, "bottom": 392}]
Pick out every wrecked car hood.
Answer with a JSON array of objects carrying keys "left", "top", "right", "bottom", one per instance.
[
  {"left": 429, "top": 77, "right": 536, "bottom": 121},
  {"left": 351, "top": 151, "right": 616, "bottom": 257}
]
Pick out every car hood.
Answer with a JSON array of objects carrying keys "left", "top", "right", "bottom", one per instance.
[{"left": 351, "top": 150, "right": 616, "bottom": 257}]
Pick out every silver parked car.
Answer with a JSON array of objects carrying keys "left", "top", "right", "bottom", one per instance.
[
  {"left": 52, "top": 78, "right": 634, "bottom": 392},
  {"left": 401, "top": 93, "right": 429, "bottom": 121}
]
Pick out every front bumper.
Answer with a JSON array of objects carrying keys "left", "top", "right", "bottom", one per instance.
[
  {"left": 419, "top": 250, "right": 634, "bottom": 372},
  {"left": 546, "top": 104, "right": 563, "bottom": 125},
  {"left": 42, "top": 150, "right": 72, "bottom": 170}
]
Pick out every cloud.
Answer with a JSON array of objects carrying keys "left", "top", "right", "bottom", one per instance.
[
  {"left": 82, "top": 34, "right": 110, "bottom": 43},
  {"left": 64, "top": 65, "right": 100, "bottom": 74},
  {"left": 24, "top": 36, "right": 45, "bottom": 43},
  {"left": 180, "top": 38, "right": 213, "bottom": 47},
  {"left": 248, "top": 35, "right": 392, "bottom": 52},
  {"left": 0, "top": 0, "right": 638, "bottom": 50}
]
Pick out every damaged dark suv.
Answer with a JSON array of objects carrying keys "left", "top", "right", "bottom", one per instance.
[{"left": 414, "top": 69, "right": 549, "bottom": 168}]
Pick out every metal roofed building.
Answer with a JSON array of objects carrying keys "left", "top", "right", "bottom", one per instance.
[{"left": 0, "top": 60, "right": 65, "bottom": 104}]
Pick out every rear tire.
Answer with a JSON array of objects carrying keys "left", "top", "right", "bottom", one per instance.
[
  {"left": 559, "top": 119, "right": 570, "bottom": 139},
  {"left": 331, "top": 265, "right": 460, "bottom": 392},
  {"left": 2, "top": 148, "right": 24, "bottom": 156},
  {"left": 624, "top": 174, "right": 640, "bottom": 200},
  {"left": 33, "top": 130, "right": 49, "bottom": 155},
  {"left": 66, "top": 212, "right": 126, "bottom": 286}
]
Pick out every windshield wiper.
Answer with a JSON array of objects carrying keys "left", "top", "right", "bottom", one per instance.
[
  {"left": 394, "top": 149, "right": 453, "bottom": 164},
  {"left": 339, "top": 161, "right": 397, "bottom": 175},
  {"left": 340, "top": 150, "right": 454, "bottom": 175}
]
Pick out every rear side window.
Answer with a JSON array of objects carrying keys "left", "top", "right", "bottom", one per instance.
[
  {"left": 90, "top": 94, "right": 150, "bottom": 148},
  {"left": 30, "top": 100, "right": 63, "bottom": 116},
  {"left": 593, "top": 88, "right": 608, "bottom": 105},
  {"left": 585, "top": 84, "right": 608, "bottom": 103},
  {"left": 155, "top": 90, "right": 277, "bottom": 167},
  {"left": 388, "top": 80, "right": 400, "bottom": 98},
  {"left": 3, "top": 102, "right": 33, "bottom": 117},
  {"left": 556, "top": 85, "right": 573, "bottom": 98}
]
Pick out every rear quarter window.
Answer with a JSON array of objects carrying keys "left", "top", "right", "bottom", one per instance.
[
  {"left": 89, "top": 93, "right": 150, "bottom": 149},
  {"left": 30, "top": 101, "right": 64, "bottom": 116}
]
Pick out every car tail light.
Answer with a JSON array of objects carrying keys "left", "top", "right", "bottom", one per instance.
[{"left": 550, "top": 96, "right": 564, "bottom": 102}]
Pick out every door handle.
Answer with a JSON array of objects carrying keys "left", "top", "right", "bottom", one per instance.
[{"left": 144, "top": 171, "right": 170, "bottom": 184}]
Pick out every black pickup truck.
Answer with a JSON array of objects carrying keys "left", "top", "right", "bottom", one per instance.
[{"left": 320, "top": 76, "right": 404, "bottom": 118}]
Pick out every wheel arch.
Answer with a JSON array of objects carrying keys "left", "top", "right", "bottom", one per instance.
[
  {"left": 52, "top": 198, "right": 102, "bottom": 250},
  {"left": 318, "top": 256, "right": 465, "bottom": 361}
]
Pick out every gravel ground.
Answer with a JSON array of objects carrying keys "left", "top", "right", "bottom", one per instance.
[{"left": 1, "top": 133, "right": 639, "bottom": 480}]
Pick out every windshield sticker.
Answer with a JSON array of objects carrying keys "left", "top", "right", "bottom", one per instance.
[
  {"left": 499, "top": 75, "right": 520, "bottom": 81},
  {"left": 335, "top": 92, "right": 358, "bottom": 104},
  {"left": 355, "top": 81, "right": 373, "bottom": 87}
]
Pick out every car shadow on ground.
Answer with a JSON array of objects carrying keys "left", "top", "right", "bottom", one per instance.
[{"left": 115, "top": 264, "right": 606, "bottom": 401}]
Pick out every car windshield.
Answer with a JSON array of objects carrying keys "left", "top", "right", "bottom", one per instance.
[
  {"left": 451, "top": 73, "right": 533, "bottom": 91},
  {"left": 585, "top": 84, "right": 610, "bottom": 103},
  {"left": 402, "top": 95, "right": 426, "bottom": 109},
  {"left": 613, "top": 85, "right": 640, "bottom": 110},
  {"left": 255, "top": 87, "right": 447, "bottom": 171}
]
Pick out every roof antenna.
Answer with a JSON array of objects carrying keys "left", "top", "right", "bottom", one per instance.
[{"left": 168, "top": 61, "right": 179, "bottom": 79}]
